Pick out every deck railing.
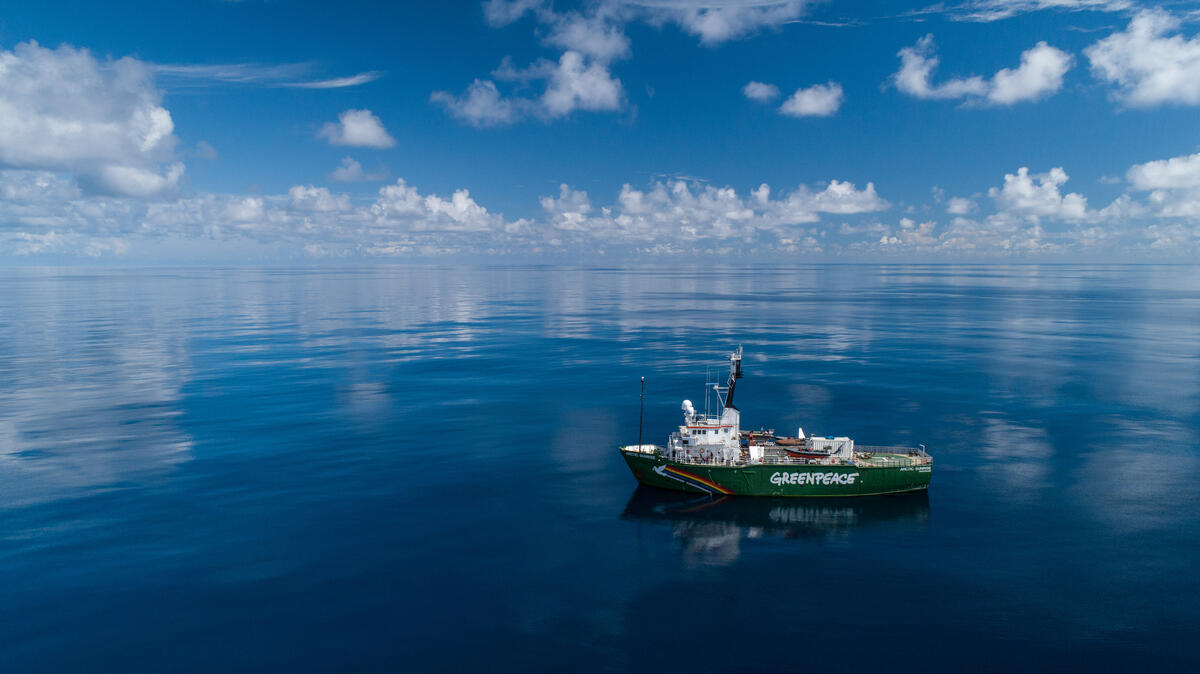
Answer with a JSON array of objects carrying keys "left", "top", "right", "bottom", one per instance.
[
  {"left": 854, "top": 444, "right": 931, "bottom": 458},
  {"left": 657, "top": 443, "right": 932, "bottom": 467}
]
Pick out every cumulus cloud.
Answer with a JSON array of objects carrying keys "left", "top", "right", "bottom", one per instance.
[
  {"left": 223, "top": 197, "right": 265, "bottom": 223},
  {"left": 431, "top": 80, "right": 521, "bottom": 127},
  {"left": 485, "top": 0, "right": 812, "bottom": 45},
  {"left": 0, "top": 41, "right": 183, "bottom": 197},
  {"left": 288, "top": 185, "right": 350, "bottom": 212},
  {"left": 444, "top": 1, "right": 816, "bottom": 126},
  {"left": 989, "top": 166, "right": 1089, "bottom": 222},
  {"left": 779, "top": 82, "right": 844, "bottom": 116},
  {"left": 329, "top": 157, "right": 387, "bottom": 182},
  {"left": 989, "top": 43, "right": 1074, "bottom": 105},
  {"left": 483, "top": 0, "right": 545, "bottom": 26},
  {"left": 540, "top": 178, "right": 888, "bottom": 244},
  {"left": 878, "top": 217, "right": 938, "bottom": 246},
  {"left": 317, "top": 109, "right": 396, "bottom": 148},
  {"left": 540, "top": 184, "right": 595, "bottom": 231},
  {"left": 543, "top": 10, "right": 632, "bottom": 61},
  {"left": 947, "top": 196, "right": 975, "bottom": 214},
  {"left": 1086, "top": 10, "right": 1200, "bottom": 107},
  {"left": 743, "top": 81, "right": 781, "bottom": 102},
  {"left": 539, "top": 51, "right": 625, "bottom": 116},
  {"left": 1126, "top": 151, "right": 1200, "bottom": 217},
  {"left": 10, "top": 156, "right": 1200, "bottom": 259},
  {"left": 370, "top": 179, "right": 528, "bottom": 235},
  {"left": 1127, "top": 152, "right": 1200, "bottom": 190},
  {"left": 852, "top": 158, "right": 1200, "bottom": 257},
  {"left": 635, "top": 0, "right": 811, "bottom": 45},
  {"left": 893, "top": 35, "right": 1071, "bottom": 105},
  {"left": 893, "top": 35, "right": 987, "bottom": 99},
  {"left": 92, "top": 163, "right": 186, "bottom": 199},
  {"left": 432, "top": 51, "right": 622, "bottom": 126},
  {"left": 0, "top": 166, "right": 542, "bottom": 258}
]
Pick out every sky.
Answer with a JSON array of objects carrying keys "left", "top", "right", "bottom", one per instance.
[{"left": 3, "top": 0, "right": 1200, "bottom": 262}]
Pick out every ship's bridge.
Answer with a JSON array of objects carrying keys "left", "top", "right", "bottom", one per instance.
[{"left": 670, "top": 396, "right": 742, "bottom": 463}]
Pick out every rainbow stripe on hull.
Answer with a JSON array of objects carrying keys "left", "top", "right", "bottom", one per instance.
[{"left": 654, "top": 464, "right": 735, "bottom": 495}]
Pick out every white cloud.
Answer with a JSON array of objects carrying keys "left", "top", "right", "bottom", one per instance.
[
  {"left": 540, "top": 184, "right": 594, "bottom": 230},
  {"left": 1125, "top": 151, "right": 1200, "bottom": 217},
  {"left": 776, "top": 180, "right": 890, "bottom": 217},
  {"left": 1086, "top": 10, "right": 1200, "bottom": 107},
  {"left": 541, "top": 178, "right": 888, "bottom": 244},
  {"left": 330, "top": 157, "right": 366, "bottom": 182},
  {"left": 223, "top": 197, "right": 264, "bottom": 223},
  {"left": 431, "top": 80, "right": 521, "bottom": 127},
  {"left": 878, "top": 217, "right": 938, "bottom": 246},
  {"left": 153, "top": 62, "right": 382, "bottom": 89},
  {"left": 285, "top": 72, "right": 383, "bottom": 89},
  {"left": 988, "top": 42, "right": 1074, "bottom": 105},
  {"left": 988, "top": 166, "right": 1089, "bottom": 221},
  {"left": 483, "top": 0, "right": 545, "bottom": 27},
  {"left": 543, "top": 10, "right": 632, "bottom": 62},
  {"left": 371, "top": 179, "right": 525, "bottom": 234},
  {"left": 1127, "top": 152, "right": 1200, "bottom": 190},
  {"left": 329, "top": 157, "right": 386, "bottom": 182},
  {"left": 445, "top": 1, "right": 816, "bottom": 126},
  {"left": 541, "top": 51, "right": 624, "bottom": 117},
  {"left": 93, "top": 163, "right": 186, "bottom": 199},
  {"left": 10, "top": 157, "right": 1200, "bottom": 259},
  {"left": 936, "top": 215, "right": 1056, "bottom": 252},
  {"left": 743, "top": 81, "right": 781, "bottom": 102},
  {"left": 0, "top": 166, "right": 543, "bottom": 258},
  {"left": 929, "top": 0, "right": 1133, "bottom": 23},
  {"left": 152, "top": 62, "right": 310, "bottom": 86},
  {"left": 893, "top": 35, "right": 1071, "bottom": 105},
  {"left": 779, "top": 82, "right": 844, "bottom": 116},
  {"left": 433, "top": 51, "right": 622, "bottom": 126},
  {"left": 637, "top": 1, "right": 811, "bottom": 45},
  {"left": 486, "top": 1, "right": 813, "bottom": 45},
  {"left": 317, "top": 109, "right": 396, "bottom": 148},
  {"left": 0, "top": 41, "right": 183, "bottom": 197},
  {"left": 194, "top": 141, "right": 219, "bottom": 160},
  {"left": 0, "top": 170, "right": 80, "bottom": 203},
  {"left": 288, "top": 185, "right": 350, "bottom": 212},
  {"left": 893, "top": 35, "right": 986, "bottom": 100},
  {"left": 947, "top": 197, "right": 976, "bottom": 214}
]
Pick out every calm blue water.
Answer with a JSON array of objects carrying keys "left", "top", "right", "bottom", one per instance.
[{"left": 1, "top": 265, "right": 1198, "bottom": 671}]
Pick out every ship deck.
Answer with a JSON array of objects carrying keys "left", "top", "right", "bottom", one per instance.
[
  {"left": 623, "top": 444, "right": 932, "bottom": 469},
  {"left": 754, "top": 446, "right": 930, "bottom": 468}
]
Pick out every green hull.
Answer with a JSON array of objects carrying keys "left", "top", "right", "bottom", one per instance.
[{"left": 620, "top": 448, "right": 931, "bottom": 497}]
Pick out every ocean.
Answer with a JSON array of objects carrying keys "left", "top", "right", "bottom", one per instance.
[{"left": 1, "top": 265, "right": 1197, "bottom": 671}]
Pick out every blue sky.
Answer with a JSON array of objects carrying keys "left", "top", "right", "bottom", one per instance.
[{"left": 3, "top": 0, "right": 1200, "bottom": 261}]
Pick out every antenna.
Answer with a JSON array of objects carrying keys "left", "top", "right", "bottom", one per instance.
[{"left": 638, "top": 376, "right": 645, "bottom": 450}]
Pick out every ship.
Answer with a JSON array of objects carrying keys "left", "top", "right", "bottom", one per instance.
[{"left": 619, "top": 347, "right": 932, "bottom": 497}]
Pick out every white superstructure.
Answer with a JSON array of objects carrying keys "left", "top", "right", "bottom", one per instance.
[
  {"left": 666, "top": 347, "right": 745, "bottom": 464},
  {"left": 659, "top": 347, "right": 867, "bottom": 467}
]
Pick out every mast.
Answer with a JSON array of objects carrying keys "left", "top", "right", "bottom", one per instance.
[
  {"left": 638, "top": 376, "right": 645, "bottom": 448},
  {"left": 723, "top": 346, "right": 743, "bottom": 410}
]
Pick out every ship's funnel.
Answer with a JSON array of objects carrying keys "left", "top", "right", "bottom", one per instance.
[{"left": 797, "top": 427, "right": 805, "bottom": 439}]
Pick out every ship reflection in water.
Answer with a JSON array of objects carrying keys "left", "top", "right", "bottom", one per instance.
[{"left": 620, "top": 486, "right": 930, "bottom": 566}]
